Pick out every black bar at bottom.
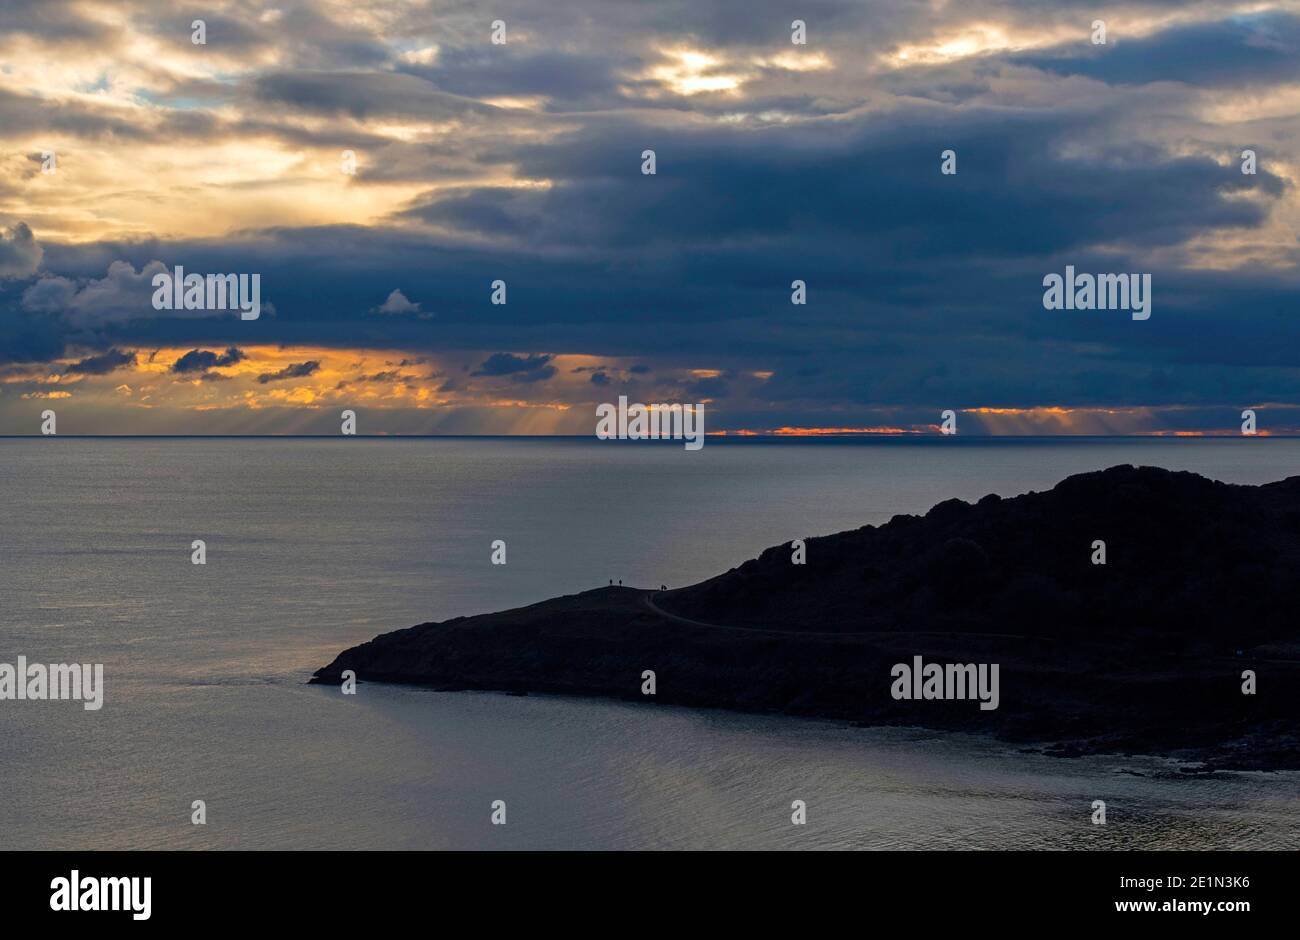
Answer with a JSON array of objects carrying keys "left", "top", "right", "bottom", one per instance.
[{"left": 1, "top": 850, "right": 1287, "bottom": 926}]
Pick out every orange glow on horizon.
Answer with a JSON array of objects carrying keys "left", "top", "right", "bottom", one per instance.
[{"left": 710, "top": 426, "right": 927, "bottom": 436}]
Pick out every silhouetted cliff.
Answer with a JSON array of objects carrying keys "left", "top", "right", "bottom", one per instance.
[
  {"left": 314, "top": 466, "right": 1300, "bottom": 769},
  {"left": 660, "top": 464, "right": 1300, "bottom": 647}
]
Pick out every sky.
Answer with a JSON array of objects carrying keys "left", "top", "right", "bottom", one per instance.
[{"left": 1, "top": 0, "right": 1298, "bottom": 435}]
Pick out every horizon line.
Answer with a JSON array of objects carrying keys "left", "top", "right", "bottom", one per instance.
[{"left": 3, "top": 434, "right": 1297, "bottom": 441}]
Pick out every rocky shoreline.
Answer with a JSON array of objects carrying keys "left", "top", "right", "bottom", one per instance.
[{"left": 313, "top": 466, "right": 1300, "bottom": 771}]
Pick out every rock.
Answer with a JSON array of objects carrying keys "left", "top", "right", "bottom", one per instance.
[{"left": 313, "top": 466, "right": 1300, "bottom": 770}]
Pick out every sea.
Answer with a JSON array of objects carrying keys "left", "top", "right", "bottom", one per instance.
[{"left": 1, "top": 436, "right": 1296, "bottom": 849}]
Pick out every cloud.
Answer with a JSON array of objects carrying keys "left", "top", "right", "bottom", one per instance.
[
  {"left": 251, "top": 70, "right": 489, "bottom": 120},
  {"left": 19, "top": 275, "right": 76, "bottom": 312},
  {"left": 372, "top": 289, "right": 421, "bottom": 315},
  {"left": 399, "top": 46, "right": 625, "bottom": 109},
  {"left": 472, "top": 352, "right": 557, "bottom": 383},
  {"left": 0, "top": 221, "right": 41, "bottom": 277},
  {"left": 257, "top": 360, "right": 321, "bottom": 383},
  {"left": 1013, "top": 12, "right": 1300, "bottom": 88},
  {"left": 20, "top": 259, "right": 263, "bottom": 328},
  {"left": 0, "top": 0, "right": 118, "bottom": 45},
  {"left": 65, "top": 347, "right": 136, "bottom": 375},
  {"left": 23, "top": 260, "right": 160, "bottom": 325},
  {"left": 3, "top": 2, "right": 1300, "bottom": 433},
  {"left": 405, "top": 111, "right": 1284, "bottom": 260},
  {"left": 685, "top": 375, "right": 730, "bottom": 399},
  {"left": 171, "top": 347, "right": 246, "bottom": 374}
]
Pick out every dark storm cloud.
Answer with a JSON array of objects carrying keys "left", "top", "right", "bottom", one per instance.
[
  {"left": 65, "top": 347, "right": 136, "bottom": 375},
  {"left": 0, "top": 0, "right": 117, "bottom": 44},
  {"left": 0, "top": 88, "right": 137, "bottom": 141},
  {"left": 0, "top": 221, "right": 41, "bottom": 276},
  {"left": 257, "top": 360, "right": 320, "bottom": 383},
  {"left": 251, "top": 71, "right": 492, "bottom": 120},
  {"left": 685, "top": 375, "right": 730, "bottom": 399},
  {"left": 336, "top": 370, "right": 402, "bottom": 389},
  {"left": 1014, "top": 12, "right": 1300, "bottom": 87},
  {"left": 408, "top": 110, "right": 1285, "bottom": 259},
  {"left": 459, "top": 0, "right": 921, "bottom": 49},
  {"left": 7, "top": 2, "right": 1300, "bottom": 429},
  {"left": 134, "top": 4, "right": 392, "bottom": 70},
  {"left": 0, "top": 314, "right": 64, "bottom": 365},
  {"left": 472, "top": 352, "right": 557, "bottom": 383},
  {"left": 0, "top": 86, "right": 221, "bottom": 144},
  {"left": 21, "top": 151, "right": 1295, "bottom": 411},
  {"left": 171, "top": 347, "right": 246, "bottom": 374}
]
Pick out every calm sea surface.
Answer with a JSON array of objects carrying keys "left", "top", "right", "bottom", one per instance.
[{"left": 1, "top": 437, "right": 1297, "bottom": 849}]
